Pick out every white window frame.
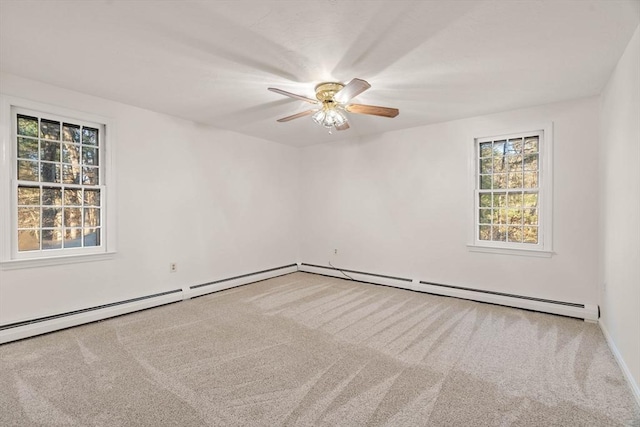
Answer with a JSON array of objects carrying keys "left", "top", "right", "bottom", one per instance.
[
  {"left": 0, "top": 96, "right": 117, "bottom": 269},
  {"left": 467, "top": 123, "right": 553, "bottom": 257}
]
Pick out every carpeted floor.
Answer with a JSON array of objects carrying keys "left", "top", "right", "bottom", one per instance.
[{"left": 1, "top": 272, "right": 638, "bottom": 426}]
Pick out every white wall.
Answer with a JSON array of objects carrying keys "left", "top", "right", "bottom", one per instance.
[
  {"left": 0, "top": 73, "right": 300, "bottom": 325},
  {"left": 599, "top": 25, "right": 640, "bottom": 393},
  {"left": 300, "top": 97, "right": 601, "bottom": 306}
]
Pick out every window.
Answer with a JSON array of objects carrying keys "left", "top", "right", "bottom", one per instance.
[
  {"left": 1, "top": 98, "right": 115, "bottom": 267},
  {"left": 470, "top": 126, "right": 552, "bottom": 255}
]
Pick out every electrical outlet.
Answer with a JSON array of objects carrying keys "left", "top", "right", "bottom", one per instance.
[
  {"left": 334, "top": 249, "right": 338, "bottom": 255},
  {"left": 170, "top": 262, "right": 177, "bottom": 273}
]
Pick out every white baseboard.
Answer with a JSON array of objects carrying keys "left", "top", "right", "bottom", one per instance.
[
  {"left": 0, "top": 264, "right": 298, "bottom": 344},
  {"left": 299, "top": 263, "right": 598, "bottom": 322},
  {"left": 600, "top": 322, "right": 640, "bottom": 407}
]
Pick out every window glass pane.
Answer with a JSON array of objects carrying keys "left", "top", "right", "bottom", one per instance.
[
  {"left": 40, "top": 163, "right": 61, "bottom": 183},
  {"left": 40, "top": 140, "right": 60, "bottom": 162},
  {"left": 64, "top": 189, "right": 82, "bottom": 206},
  {"left": 17, "top": 160, "right": 39, "bottom": 181},
  {"left": 506, "top": 138, "right": 522, "bottom": 154},
  {"left": 524, "top": 154, "right": 538, "bottom": 171},
  {"left": 17, "top": 115, "right": 38, "bottom": 137},
  {"left": 82, "top": 146, "right": 98, "bottom": 166},
  {"left": 84, "top": 228, "right": 100, "bottom": 247},
  {"left": 479, "top": 193, "right": 491, "bottom": 207},
  {"left": 64, "top": 208, "right": 82, "bottom": 227},
  {"left": 508, "top": 226, "right": 523, "bottom": 243},
  {"left": 42, "top": 187, "right": 62, "bottom": 205},
  {"left": 493, "top": 192, "right": 506, "bottom": 207},
  {"left": 40, "top": 119, "right": 60, "bottom": 140},
  {"left": 42, "top": 207, "right": 62, "bottom": 227},
  {"left": 494, "top": 226, "right": 507, "bottom": 242},
  {"left": 479, "top": 225, "right": 491, "bottom": 240},
  {"left": 493, "top": 174, "right": 506, "bottom": 189},
  {"left": 18, "top": 186, "right": 40, "bottom": 205},
  {"left": 18, "top": 230, "right": 40, "bottom": 251},
  {"left": 507, "top": 191, "right": 522, "bottom": 207},
  {"left": 523, "top": 226, "right": 538, "bottom": 243},
  {"left": 42, "top": 229, "right": 62, "bottom": 249},
  {"left": 82, "top": 127, "right": 98, "bottom": 145},
  {"left": 18, "top": 207, "right": 40, "bottom": 228},
  {"left": 63, "top": 123, "right": 81, "bottom": 143},
  {"left": 84, "top": 208, "right": 100, "bottom": 227},
  {"left": 480, "top": 175, "right": 492, "bottom": 189},
  {"left": 523, "top": 192, "right": 538, "bottom": 207},
  {"left": 62, "top": 143, "right": 80, "bottom": 164},
  {"left": 524, "top": 137, "right": 538, "bottom": 153},
  {"left": 64, "top": 229, "right": 82, "bottom": 248},
  {"left": 493, "top": 141, "right": 506, "bottom": 156},
  {"left": 479, "top": 158, "right": 492, "bottom": 174},
  {"left": 507, "top": 209, "right": 522, "bottom": 224},
  {"left": 479, "top": 209, "right": 492, "bottom": 224},
  {"left": 523, "top": 171, "right": 538, "bottom": 188},
  {"left": 494, "top": 209, "right": 507, "bottom": 224},
  {"left": 18, "top": 137, "right": 38, "bottom": 160},
  {"left": 493, "top": 156, "right": 506, "bottom": 173},
  {"left": 479, "top": 142, "right": 492, "bottom": 157},
  {"left": 83, "top": 167, "right": 99, "bottom": 185},
  {"left": 507, "top": 155, "right": 522, "bottom": 172},
  {"left": 524, "top": 209, "right": 538, "bottom": 225},
  {"left": 62, "top": 164, "right": 81, "bottom": 185},
  {"left": 508, "top": 171, "right": 523, "bottom": 189},
  {"left": 84, "top": 189, "right": 100, "bottom": 206}
]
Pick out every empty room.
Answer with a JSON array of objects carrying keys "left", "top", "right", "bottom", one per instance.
[{"left": 0, "top": 0, "right": 639, "bottom": 425}]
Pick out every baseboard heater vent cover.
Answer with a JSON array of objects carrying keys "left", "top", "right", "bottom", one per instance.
[
  {"left": 0, "top": 289, "right": 183, "bottom": 344},
  {"left": 420, "top": 280, "right": 583, "bottom": 307},
  {"left": 417, "top": 280, "right": 597, "bottom": 320},
  {"left": 191, "top": 264, "right": 298, "bottom": 290},
  {"left": 299, "top": 262, "right": 597, "bottom": 321},
  {"left": 299, "top": 263, "right": 412, "bottom": 289},
  {"left": 1, "top": 263, "right": 299, "bottom": 344},
  {"left": 189, "top": 264, "right": 298, "bottom": 298},
  {"left": 0, "top": 289, "right": 182, "bottom": 332}
]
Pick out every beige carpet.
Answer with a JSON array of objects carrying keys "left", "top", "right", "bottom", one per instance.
[{"left": 1, "top": 272, "right": 638, "bottom": 426}]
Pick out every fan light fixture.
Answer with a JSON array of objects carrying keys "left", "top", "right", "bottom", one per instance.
[
  {"left": 312, "top": 82, "right": 348, "bottom": 133},
  {"left": 312, "top": 105, "right": 347, "bottom": 131},
  {"left": 268, "top": 78, "right": 399, "bottom": 133}
]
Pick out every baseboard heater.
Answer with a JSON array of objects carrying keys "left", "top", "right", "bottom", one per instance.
[
  {"left": 299, "top": 263, "right": 598, "bottom": 322},
  {"left": 189, "top": 264, "right": 298, "bottom": 298},
  {"left": 0, "top": 263, "right": 298, "bottom": 345}
]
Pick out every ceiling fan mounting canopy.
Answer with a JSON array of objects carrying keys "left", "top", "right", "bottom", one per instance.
[{"left": 314, "top": 82, "right": 345, "bottom": 103}]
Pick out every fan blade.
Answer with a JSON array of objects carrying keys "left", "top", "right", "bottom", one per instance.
[
  {"left": 276, "top": 109, "right": 318, "bottom": 122},
  {"left": 334, "top": 78, "right": 371, "bottom": 103},
  {"left": 268, "top": 87, "right": 319, "bottom": 104},
  {"left": 335, "top": 122, "right": 350, "bottom": 131},
  {"left": 346, "top": 104, "right": 399, "bottom": 118}
]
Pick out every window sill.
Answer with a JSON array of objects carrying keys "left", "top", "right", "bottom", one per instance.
[
  {"left": 0, "top": 252, "right": 116, "bottom": 270},
  {"left": 467, "top": 244, "right": 554, "bottom": 258}
]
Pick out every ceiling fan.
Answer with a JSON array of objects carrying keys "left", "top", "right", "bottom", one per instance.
[{"left": 268, "top": 78, "right": 399, "bottom": 132}]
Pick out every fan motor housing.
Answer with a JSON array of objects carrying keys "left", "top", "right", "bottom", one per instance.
[{"left": 315, "top": 82, "right": 344, "bottom": 102}]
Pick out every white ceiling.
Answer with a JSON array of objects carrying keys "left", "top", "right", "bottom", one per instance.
[{"left": 1, "top": 0, "right": 638, "bottom": 147}]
